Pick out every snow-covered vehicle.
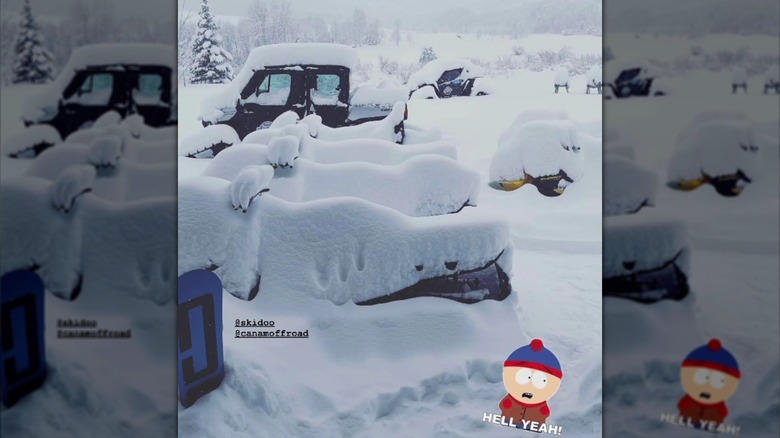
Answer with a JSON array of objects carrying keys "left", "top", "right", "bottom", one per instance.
[
  {"left": 605, "top": 60, "right": 667, "bottom": 98},
  {"left": 489, "top": 110, "right": 585, "bottom": 196},
  {"left": 553, "top": 66, "right": 570, "bottom": 94},
  {"left": 20, "top": 44, "right": 176, "bottom": 143},
  {"left": 180, "top": 106, "right": 441, "bottom": 158},
  {"left": 666, "top": 111, "right": 761, "bottom": 197},
  {"left": 347, "top": 80, "right": 408, "bottom": 125},
  {"left": 179, "top": 156, "right": 512, "bottom": 304},
  {"left": 731, "top": 67, "right": 748, "bottom": 93},
  {"left": 199, "top": 44, "right": 407, "bottom": 139},
  {"left": 604, "top": 152, "right": 691, "bottom": 302},
  {"left": 406, "top": 59, "right": 493, "bottom": 99},
  {"left": 764, "top": 66, "right": 780, "bottom": 94},
  {"left": 585, "top": 65, "right": 602, "bottom": 94}
]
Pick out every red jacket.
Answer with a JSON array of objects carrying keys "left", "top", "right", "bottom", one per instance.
[
  {"left": 499, "top": 394, "right": 551, "bottom": 426},
  {"left": 678, "top": 394, "right": 728, "bottom": 425}
]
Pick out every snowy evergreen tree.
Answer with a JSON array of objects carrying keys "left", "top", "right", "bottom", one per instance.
[
  {"left": 419, "top": 46, "right": 437, "bottom": 65},
  {"left": 12, "top": 0, "right": 55, "bottom": 84},
  {"left": 190, "top": 0, "right": 234, "bottom": 84}
]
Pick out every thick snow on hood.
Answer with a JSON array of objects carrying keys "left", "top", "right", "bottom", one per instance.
[
  {"left": 406, "top": 58, "right": 485, "bottom": 90},
  {"left": 489, "top": 119, "right": 585, "bottom": 183},
  {"left": 667, "top": 118, "right": 762, "bottom": 182},
  {"left": 200, "top": 43, "right": 357, "bottom": 121},
  {"left": 178, "top": 175, "right": 511, "bottom": 303},
  {"left": 604, "top": 154, "right": 658, "bottom": 217},
  {"left": 603, "top": 211, "right": 689, "bottom": 279},
  {"left": 23, "top": 44, "right": 175, "bottom": 122},
  {"left": 201, "top": 143, "right": 478, "bottom": 217}
]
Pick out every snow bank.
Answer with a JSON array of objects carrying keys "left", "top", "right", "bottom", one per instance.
[
  {"left": 1, "top": 124, "right": 62, "bottom": 157},
  {"left": 301, "top": 137, "right": 456, "bottom": 165},
  {"left": 200, "top": 43, "right": 357, "bottom": 121},
  {"left": 554, "top": 66, "right": 570, "bottom": 85},
  {"left": 0, "top": 175, "right": 85, "bottom": 299},
  {"left": 497, "top": 109, "right": 570, "bottom": 147},
  {"left": 470, "top": 77, "right": 495, "bottom": 95},
  {"left": 408, "top": 86, "right": 437, "bottom": 99},
  {"left": 605, "top": 141, "right": 636, "bottom": 160},
  {"left": 667, "top": 119, "right": 762, "bottom": 183},
  {"left": 603, "top": 213, "right": 690, "bottom": 280},
  {"left": 489, "top": 119, "right": 585, "bottom": 184},
  {"left": 314, "top": 102, "right": 407, "bottom": 143},
  {"left": 407, "top": 58, "right": 484, "bottom": 90},
  {"left": 604, "top": 154, "right": 658, "bottom": 216},
  {"left": 178, "top": 179, "right": 511, "bottom": 303},
  {"left": 178, "top": 124, "right": 239, "bottom": 157},
  {"left": 203, "top": 148, "right": 478, "bottom": 217}
]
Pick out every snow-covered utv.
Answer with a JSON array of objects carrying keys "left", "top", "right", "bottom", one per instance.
[
  {"left": 605, "top": 61, "right": 666, "bottom": 98},
  {"left": 22, "top": 44, "right": 176, "bottom": 139},
  {"left": 603, "top": 152, "right": 691, "bottom": 303},
  {"left": 407, "top": 59, "right": 493, "bottom": 99},
  {"left": 200, "top": 44, "right": 406, "bottom": 139}
]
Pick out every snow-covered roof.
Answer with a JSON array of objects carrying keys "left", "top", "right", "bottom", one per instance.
[
  {"left": 244, "top": 43, "right": 358, "bottom": 70},
  {"left": 201, "top": 43, "right": 358, "bottom": 121},
  {"left": 407, "top": 59, "right": 485, "bottom": 89},
  {"left": 64, "top": 43, "right": 175, "bottom": 71}
]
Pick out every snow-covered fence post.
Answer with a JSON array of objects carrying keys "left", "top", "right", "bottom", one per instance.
[
  {"left": 177, "top": 269, "right": 225, "bottom": 408},
  {"left": 0, "top": 270, "right": 47, "bottom": 407}
]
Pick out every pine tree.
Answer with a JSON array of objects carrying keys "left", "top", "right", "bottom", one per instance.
[
  {"left": 419, "top": 46, "right": 438, "bottom": 65},
  {"left": 11, "top": 0, "right": 55, "bottom": 84},
  {"left": 190, "top": 0, "right": 234, "bottom": 84}
]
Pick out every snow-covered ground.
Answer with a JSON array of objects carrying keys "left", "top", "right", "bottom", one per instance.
[
  {"left": 178, "top": 33, "right": 603, "bottom": 437},
  {"left": 603, "top": 35, "right": 780, "bottom": 437}
]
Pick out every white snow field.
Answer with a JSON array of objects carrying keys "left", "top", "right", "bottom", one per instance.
[
  {"left": 603, "top": 35, "right": 779, "bottom": 437},
  {"left": 0, "top": 113, "right": 176, "bottom": 437},
  {"left": 177, "top": 32, "right": 602, "bottom": 438}
]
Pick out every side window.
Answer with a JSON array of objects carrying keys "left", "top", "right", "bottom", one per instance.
[
  {"left": 133, "top": 73, "right": 164, "bottom": 105},
  {"left": 439, "top": 69, "right": 463, "bottom": 84},
  {"left": 243, "top": 73, "right": 291, "bottom": 105},
  {"left": 66, "top": 73, "right": 114, "bottom": 105}
]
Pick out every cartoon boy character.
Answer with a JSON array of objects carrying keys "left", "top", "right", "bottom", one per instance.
[
  {"left": 678, "top": 339, "right": 740, "bottom": 426},
  {"left": 500, "top": 339, "right": 563, "bottom": 428}
]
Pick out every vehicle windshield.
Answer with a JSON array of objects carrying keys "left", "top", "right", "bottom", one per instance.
[
  {"left": 242, "top": 72, "right": 292, "bottom": 105},
  {"left": 132, "top": 72, "right": 165, "bottom": 105},
  {"left": 616, "top": 68, "right": 642, "bottom": 83},
  {"left": 311, "top": 73, "right": 343, "bottom": 105},
  {"left": 65, "top": 72, "right": 114, "bottom": 105},
  {"left": 439, "top": 68, "right": 463, "bottom": 84}
]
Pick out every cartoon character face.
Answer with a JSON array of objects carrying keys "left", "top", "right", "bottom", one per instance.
[
  {"left": 681, "top": 366, "right": 740, "bottom": 404},
  {"left": 503, "top": 366, "right": 562, "bottom": 403}
]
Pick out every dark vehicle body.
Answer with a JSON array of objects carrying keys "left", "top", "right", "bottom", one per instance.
[
  {"left": 204, "top": 64, "right": 403, "bottom": 140},
  {"left": 26, "top": 64, "right": 175, "bottom": 137},
  {"left": 210, "top": 64, "right": 352, "bottom": 139},
  {"left": 606, "top": 67, "right": 666, "bottom": 99},
  {"left": 409, "top": 67, "right": 483, "bottom": 99}
]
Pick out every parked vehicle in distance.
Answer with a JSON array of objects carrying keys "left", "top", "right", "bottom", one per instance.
[{"left": 406, "top": 59, "right": 493, "bottom": 99}]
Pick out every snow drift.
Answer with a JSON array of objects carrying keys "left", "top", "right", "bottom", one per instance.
[{"left": 604, "top": 154, "right": 658, "bottom": 216}]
